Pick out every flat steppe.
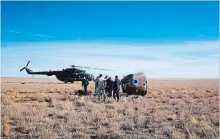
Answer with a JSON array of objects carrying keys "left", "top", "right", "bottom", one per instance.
[{"left": 1, "top": 77, "right": 219, "bottom": 139}]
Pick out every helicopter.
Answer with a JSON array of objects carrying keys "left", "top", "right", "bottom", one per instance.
[{"left": 20, "top": 61, "right": 115, "bottom": 83}]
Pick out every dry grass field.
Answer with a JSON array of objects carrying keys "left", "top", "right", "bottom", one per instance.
[{"left": 1, "top": 77, "right": 219, "bottom": 139}]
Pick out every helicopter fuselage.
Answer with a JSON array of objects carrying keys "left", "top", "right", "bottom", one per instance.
[
  {"left": 20, "top": 62, "right": 95, "bottom": 83},
  {"left": 54, "top": 68, "right": 94, "bottom": 83}
]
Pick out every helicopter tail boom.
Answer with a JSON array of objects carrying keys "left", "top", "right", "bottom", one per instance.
[{"left": 20, "top": 61, "right": 56, "bottom": 76}]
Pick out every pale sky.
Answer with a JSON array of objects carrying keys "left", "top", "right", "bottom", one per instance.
[
  {"left": 2, "top": 1, "right": 219, "bottom": 79},
  {"left": 2, "top": 41, "right": 219, "bottom": 79}
]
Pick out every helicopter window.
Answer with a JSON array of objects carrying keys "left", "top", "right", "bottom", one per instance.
[{"left": 76, "top": 70, "right": 85, "bottom": 73}]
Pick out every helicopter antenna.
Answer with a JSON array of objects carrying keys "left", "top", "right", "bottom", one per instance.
[{"left": 70, "top": 65, "right": 115, "bottom": 71}]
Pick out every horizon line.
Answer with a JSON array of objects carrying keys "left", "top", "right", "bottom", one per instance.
[{"left": 1, "top": 76, "right": 219, "bottom": 80}]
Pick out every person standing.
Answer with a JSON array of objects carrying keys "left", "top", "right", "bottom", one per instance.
[
  {"left": 95, "top": 76, "right": 99, "bottom": 96},
  {"left": 102, "top": 75, "right": 108, "bottom": 102},
  {"left": 97, "top": 74, "right": 105, "bottom": 101},
  {"left": 113, "top": 75, "right": 121, "bottom": 102},
  {"left": 82, "top": 78, "right": 89, "bottom": 94},
  {"left": 106, "top": 77, "right": 114, "bottom": 101}
]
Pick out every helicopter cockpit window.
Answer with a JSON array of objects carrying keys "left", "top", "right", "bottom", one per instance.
[
  {"left": 75, "top": 70, "right": 85, "bottom": 74},
  {"left": 79, "top": 70, "right": 85, "bottom": 73}
]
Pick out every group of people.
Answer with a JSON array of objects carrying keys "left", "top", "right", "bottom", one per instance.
[
  {"left": 95, "top": 74, "right": 121, "bottom": 102},
  {"left": 81, "top": 74, "right": 121, "bottom": 102}
]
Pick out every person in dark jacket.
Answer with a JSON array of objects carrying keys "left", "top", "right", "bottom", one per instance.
[
  {"left": 106, "top": 77, "right": 114, "bottom": 101},
  {"left": 94, "top": 76, "right": 99, "bottom": 95},
  {"left": 82, "top": 78, "right": 89, "bottom": 94},
  {"left": 113, "top": 75, "right": 121, "bottom": 102}
]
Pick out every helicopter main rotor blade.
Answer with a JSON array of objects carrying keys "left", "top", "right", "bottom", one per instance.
[
  {"left": 72, "top": 65, "right": 115, "bottom": 71},
  {"left": 74, "top": 66, "right": 92, "bottom": 69},
  {"left": 91, "top": 68, "right": 115, "bottom": 71}
]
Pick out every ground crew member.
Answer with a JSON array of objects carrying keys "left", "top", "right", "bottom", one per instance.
[
  {"left": 82, "top": 78, "right": 89, "bottom": 94},
  {"left": 106, "top": 77, "right": 114, "bottom": 101},
  {"left": 95, "top": 76, "right": 99, "bottom": 95},
  {"left": 113, "top": 75, "right": 121, "bottom": 102},
  {"left": 102, "top": 75, "right": 108, "bottom": 102},
  {"left": 97, "top": 74, "right": 105, "bottom": 101}
]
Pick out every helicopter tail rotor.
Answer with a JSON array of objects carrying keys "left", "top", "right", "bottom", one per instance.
[
  {"left": 20, "top": 61, "right": 31, "bottom": 72},
  {"left": 20, "top": 67, "right": 26, "bottom": 72},
  {"left": 26, "top": 61, "right": 30, "bottom": 67}
]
